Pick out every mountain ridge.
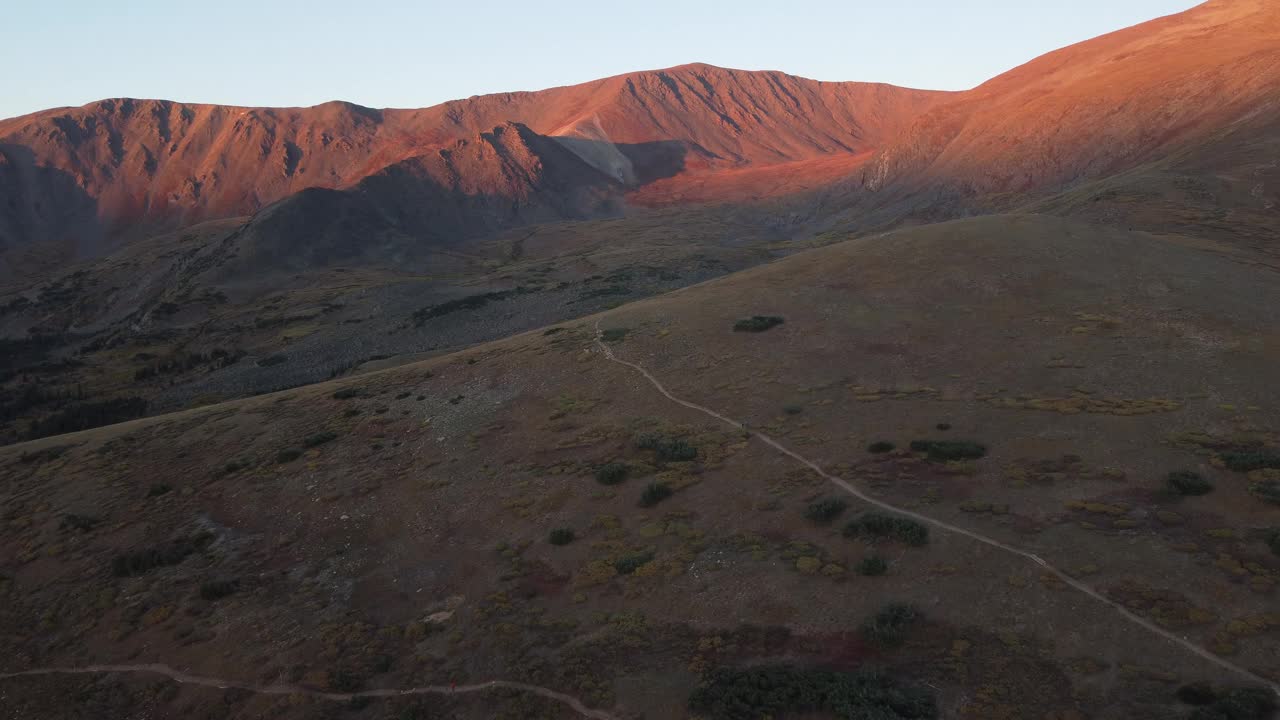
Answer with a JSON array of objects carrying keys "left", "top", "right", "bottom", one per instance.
[
  {"left": 0, "top": 65, "right": 947, "bottom": 270},
  {"left": 857, "top": 0, "right": 1280, "bottom": 204}
]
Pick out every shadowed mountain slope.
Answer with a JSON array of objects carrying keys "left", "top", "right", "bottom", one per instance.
[
  {"left": 206, "top": 122, "right": 625, "bottom": 278},
  {"left": 0, "top": 67, "right": 945, "bottom": 263}
]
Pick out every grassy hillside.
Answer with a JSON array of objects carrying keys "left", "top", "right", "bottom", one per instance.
[{"left": 4, "top": 215, "right": 1278, "bottom": 718}]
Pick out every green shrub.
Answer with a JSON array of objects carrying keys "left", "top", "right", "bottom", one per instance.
[
  {"left": 935, "top": 423, "right": 952, "bottom": 431},
  {"left": 548, "top": 528, "right": 575, "bottom": 546},
  {"left": 635, "top": 432, "right": 698, "bottom": 462},
  {"left": 330, "top": 669, "right": 364, "bottom": 693},
  {"left": 61, "top": 514, "right": 98, "bottom": 532},
  {"left": 640, "top": 482, "right": 673, "bottom": 507},
  {"left": 1250, "top": 480, "right": 1280, "bottom": 505},
  {"left": 910, "top": 440, "right": 986, "bottom": 461},
  {"left": 601, "top": 328, "right": 629, "bottom": 343},
  {"left": 332, "top": 387, "right": 361, "bottom": 400},
  {"left": 199, "top": 578, "right": 240, "bottom": 601},
  {"left": 845, "top": 512, "right": 930, "bottom": 547},
  {"left": 688, "top": 665, "right": 936, "bottom": 720},
  {"left": 783, "top": 404, "right": 804, "bottom": 415},
  {"left": 412, "top": 288, "right": 534, "bottom": 326},
  {"left": 614, "top": 551, "right": 655, "bottom": 575},
  {"left": 1187, "top": 687, "right": 1276, "bottom": 720},
  {"left": 276, "top": 448, "right": 303, "bottom": 463},
  {"left": 595, "top": 462, "right": 630, "bottom": 485},
  {"left": 804, "top": 497, "right": 849, "bottom": 523},
  {"left": 858, "top": 556, "right": 889, "bottom": 576},
  {"left": 303, "top": 431, "right": 338, "bottom": 448},
  {"left": 1266, "top": 529, "right": 1280, "bottom": 556},
  {"left": 24, "top": 396, "right": 149, "bottom": 441},
  {"left": 224, "top": 459, "right": 249, "bottom": 474},
  {"left": 1219, "top": 451, "right": 1280, "bottom": 473},
  {"left": 1168, "top": 470, "right": 1213, "bottom": 496},
  {"left": 868, "top": 441, "right": 896, "bottom": 454},
  {"left": 1177, "top": 683, "right": 1218, "bottom": 706},
  {"left": 733, "top": 315, "right": 785, "bottom": 333},
  {"left": 146, "top": 483, "right": 172, "bottom": 497},
  {"left": 862, "top": 602, "right": 920, "bottom": 648},
  {"left": 395, "top": 392, "right": 411, "bottom": 400},
  {"left": 112, "top": 533, "right": 213, "bottom": 577}
]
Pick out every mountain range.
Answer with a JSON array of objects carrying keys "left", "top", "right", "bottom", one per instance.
[{"left": 3, "top": 5, "right": 1280, "bottom": 717}]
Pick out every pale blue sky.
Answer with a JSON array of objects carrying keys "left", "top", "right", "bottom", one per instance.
[{"left": 2, "top": 0, "right": 1202, "bottom": 120}]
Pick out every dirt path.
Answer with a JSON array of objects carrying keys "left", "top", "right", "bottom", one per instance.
[
  {"left": 593, "top": 321, "right": 1280, "bottom": 697},
  {"left": 4, "top": 323, "right": 1275, "bottom": 712},
  {"left": 0, "top": 664, "right": 619, "bottom": 719}
]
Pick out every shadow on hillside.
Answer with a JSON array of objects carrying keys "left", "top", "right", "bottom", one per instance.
[
  {"left": 200, "top": 131, "right": 702, "bottom": 280},
  {"left": 0, "top": 144, "right": 104, "bottom": 283},
  {"left": 553, "top": 136, "right": 692, "bottom": 186}
]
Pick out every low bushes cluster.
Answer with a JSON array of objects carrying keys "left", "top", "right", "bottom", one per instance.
[
  {"left": 331, "top": 387, "right": 361, "bottom": 400},
  {"left": 868, "top": 441, "right": 896, "bottom": 454},
  {"left": 549, "top": 528, "right": 575, "bottom": 546},
  {"left": 858, "top": 556, "right": 889, "bottom": 576},
  {"left": 412, "top": 287, "right": 533, "bottom": 326},
  {"left": 1168, "top": 470, "right": 1213, "bottom": 496},
  {"left": 845, "top": 513, "right": 929, "bottom": 546},
  {"left": 276, "top": 448, "right": 303, "bottom": 463},
  {"left": 1251, "top": 480, "right": 1280, "bottom": 505},
  {"left": 61, "top": 514, "right": 98, "bottom": 532},
  {"left": 804, "top": 497, "right": 849, "bottom": 523},
  {"left": 595, "top": 462, "right": 630, "bottom": 485},
  {"left": 256, "top": 354, "right": 288, "bottom": 367},
  {"left": 224, "top": 459, "right": 250, "bottom": 474},
  {"left": 689, "top": 665, "right": 936, "bottom": 720},
  {"left": 112, "top": 533, "right": 213, "bottom": 577},
  {"left": 849, "top": 509, "right": 931, "bottom": 543},
  {"left": 1219, "top": 451, "right": 1280, "bottom": 473},
  {"left": 199, "top": 578, "right": 240, "bottom": 601},
  {"left": 1177, "top": 684, "right": 1276, "bottom": 720},
  {"left": 135, "top": 348, "right": 245, "bottom": 380},
  {"left": 640, "top": 482, "right": 673, "bottom": 507},
  {"left": 862, "top": 602, "right": 921, "bottom": 648},
  {"left": 909, "top": 440, "right": 986, "bottom": 461},
  {"left": 329, "top": 669, "right": 364, "bottom": 693},
  {"left": 733, "top": 316, "right": 785, "bottom": 333},
  {"left": 614, "top": 551, "right": 655, "bottom": 575},
  {"left": 303, "top": 431, "right": 338, "bottom": 448},
  {"left": 1178, "top": 683, "right": 1218, "bottom": 706},
  {"left": 635, "top": 432, "right": 697, "bottom": 462},
  {"left": 25, "top": 396, "right": 149, "bottom": 441}
]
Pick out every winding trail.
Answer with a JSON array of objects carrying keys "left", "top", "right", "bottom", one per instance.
[
  {"left": 593, "top": 321, "right": 1280, "bottom": 697},
  {"left": 4, "top": 324, "right": 1276, "bottom": 711},
  {"left": 0, "top": 664, "right": 619, "bottom": 719}
]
